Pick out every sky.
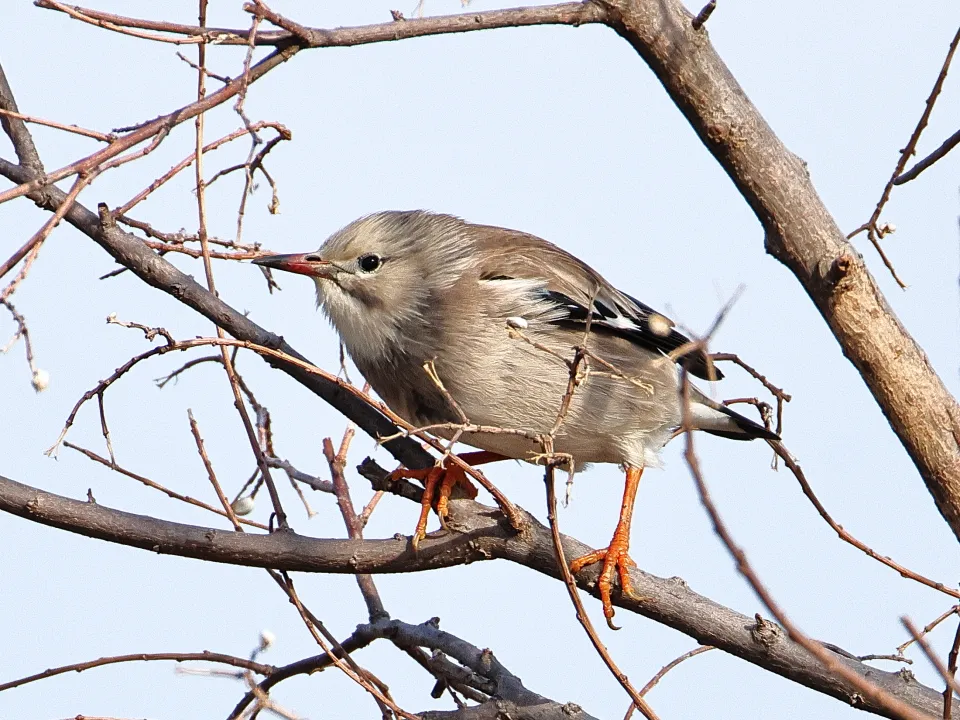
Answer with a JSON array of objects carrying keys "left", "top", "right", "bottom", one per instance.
[{"left": 2, "top": 1, "right": 960, "bottom": 719}]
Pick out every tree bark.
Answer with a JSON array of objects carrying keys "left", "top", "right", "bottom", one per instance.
[
  {"left": 599, "top": 0, "right": 960, "bottom": 541},
  {"left": 0, "top": 471, "right": 952, "bottom": 720}
]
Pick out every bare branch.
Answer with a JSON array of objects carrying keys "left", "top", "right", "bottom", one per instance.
[
  {"left": 36, "top": 1, "right": 606, "bottom": 48},
  {"left": 354, "top": 618, "right": 600, "bottom": 720},
  {"left": 323, "top": 430, "right": 389, "bottom": 622},
  {"left": 0, "top": 470, "right": 955, "bottom": 719},
  {"left": 680, "top": 372, "right": 934, "bottom": 720},
  {"left": 771, "top": 441, "right": 960, "bottom": 601},
  {"left": 902, "top": 617, "right": 960, "bottom": 716},
  {"left": 544, "top": 465, "right": 659, "bottom": 720},
  {"left": 895, "top": 127, "right": 960, "bottom": 186},
  {"left": 0, "top": 63, "right": 43, "bottom": 173},
  {"left": 591, "top": 0, "right": 960, "bottom": 543},
  {"left": 0, "top": 650, "right": 273, "bottom": 693}
]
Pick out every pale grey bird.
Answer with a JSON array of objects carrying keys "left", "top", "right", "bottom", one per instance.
[{"left": 253, "top": 210, "right": 777, "bottom": 625}]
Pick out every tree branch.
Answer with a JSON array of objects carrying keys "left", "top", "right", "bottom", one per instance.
[
  {"left": 0, "top": 63, "right": 43, "bottom": 174},
  {"left": 355, "top": 618, "right": 599, "bottom": 720},
  {"left": 35, "top": 1, "right": 606, "bottom": 48},
  {"left": 0, "top": 158, "right": 435, "bottom": 473},
  {"left": 0, "top": 471, "right": 953, "bottom": 720},
  {"left": 597, "top": 0, "right": 960, "bottom": 541}
]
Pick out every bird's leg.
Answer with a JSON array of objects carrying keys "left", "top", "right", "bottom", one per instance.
[
  {"left": 568, "top": 466, "right": 643, "bottom": 630},
  {"left": 390, "top": 450, "right": 505, "bottom": 549}
]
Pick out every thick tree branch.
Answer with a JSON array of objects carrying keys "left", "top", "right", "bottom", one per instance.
[
  {"left": 0, "top": 471, "right": 952, "bottom": 720},
  {"left": 597, "top": 0, "right": 960, "bottom": 541}
]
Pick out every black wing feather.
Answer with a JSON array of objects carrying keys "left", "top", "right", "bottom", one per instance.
[{"left": 540, "top": 289, "right": 722, "bottom": 381}]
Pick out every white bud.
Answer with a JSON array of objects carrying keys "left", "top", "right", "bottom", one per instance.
[
  {"left": 231, "top": 496, "right": 255, "bottom": 516},
  {"left": 647, "top": 313, "right": 673, "bottom": 337},
  {"left": 106, "top": 312, "right": 117, "bottom": 323},
  {"left": 31, "top": 368, "right": 50, "bottom": 392},
  {"left": 506, "top": 316, "right": 528, "bottom": 329},
  {"left": 259, "top": 630, "right": 276, "bottom": 650},
  {"left": 878, "top": 222, "right": 897, "bottom": 235}
]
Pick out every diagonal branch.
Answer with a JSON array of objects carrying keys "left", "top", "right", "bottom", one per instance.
[
  {"left": 0, "top": 41, "right": 302, "bottom": 207},
  {"left": 0, "top": 157, "right": 435, "bottom": 473},
  {"left": 597, "top": 0, "right": 960, "bottom": 543},
  {"left": 0, "top": 470, "right": 954, "bottom": 720},
  {"left": 0, "top": 63, "right": 43, "bottom": 174}
]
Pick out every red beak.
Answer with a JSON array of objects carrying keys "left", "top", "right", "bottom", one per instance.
[{"left": 251, "top": 252, "right": 333, "bottom": 277}]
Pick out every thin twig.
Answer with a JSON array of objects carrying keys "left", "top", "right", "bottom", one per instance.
[
  {"left": 544, "top": 464, "right": 660, "bottom": 720},
  {"left": 323, "top": 428, "right": 389, "bottom": 622},
  {"left": 680, "top": 369, "right": 933, "bottom": 720},
  {"left": 895, "top": 127, "right": 960, "bottom": 186},
  {"left": 188, "top": 409, "right": 243, "bottom": 531},
  {"left": 1, "top": 171, "right": 96, "bottom": 302},
  {"left": 899, "top": 607, "right": 960, "bottom": 655},
  {"left": 63, "top": 442, "right": 268, "bottom": 530},
  {"left": 191, "top": 37, "right": 288, "bottom": 530},
  {"left": 0, "top": 107, "right": 115, "bottom": 142},
  {"left": 891, "top": 25, "right": 960, "bottom": 185},
  {"left": 623, "top": 646, "right": 715, "bottom": 719},
  {"left": 0, "top": 650, "right": 274, "bottom": 692},
  {"left": 771, "top": 441, "right": 960, "bottom": 600},
  {"left": 113, "top": 121, "right": 288, "bottom": 218},
  {"left": 0, "top": 298, "right": 39, "bottom": 382},
  {"left": 902, "top": 617, "right": 960, "bottom": 713},
  {"left": 945, "top": 619, "right": 960, "bottom": 719},
  {"left": 711, "top": 351, "right": 790, "bottom": 435},
  {"left": 847, "top": 24, "right": 960, "bottom": 287},
  {"left": 271, "top": 570, "right": 411, "bottom": 719},
  {"left": 639, "top": 645, "right": 714, "bottom": 696}
]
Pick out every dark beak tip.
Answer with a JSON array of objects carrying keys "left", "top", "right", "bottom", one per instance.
[{"left": 249, "top": 252, "right": 327, "bottom": 277}]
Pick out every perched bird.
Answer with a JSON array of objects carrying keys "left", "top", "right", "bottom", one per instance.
[{"left": 253, "top": 210, "right": 777, "bottom": 625}]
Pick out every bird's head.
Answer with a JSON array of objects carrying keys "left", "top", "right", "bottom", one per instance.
[{"left": 252, "top": 210, "right": 475, "bottom": 360}]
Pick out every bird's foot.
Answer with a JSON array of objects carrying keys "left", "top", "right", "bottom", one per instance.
[
  {"left": 569, "top": 533, "right": 638, "bottom": 630},
  {"left": 389, "top": 462, "right": 479, "bottom": 549}
]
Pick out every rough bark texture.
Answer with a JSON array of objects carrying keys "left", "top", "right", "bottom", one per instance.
[
  {"left": 0, "top": 472, "right": 953, "bottom": 720},
  {"left": 599, "top": 0, "right": 960, "bottom": 540}
]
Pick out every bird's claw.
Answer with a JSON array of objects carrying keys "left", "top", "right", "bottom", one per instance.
[
  {"left": 569, "top": 543, "right": 638, "bottom": 630},
  {"left": 390, "top": 463, "right": 478, "bottom": 551}
]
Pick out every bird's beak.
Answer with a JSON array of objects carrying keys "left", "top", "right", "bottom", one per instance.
[{"left": 251, "top": 252, "right": 336, "bottom": 278}]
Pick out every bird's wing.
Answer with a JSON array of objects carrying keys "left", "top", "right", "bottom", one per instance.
[{"left": 471, "top": 224, "right": 722, "bottom": 381}]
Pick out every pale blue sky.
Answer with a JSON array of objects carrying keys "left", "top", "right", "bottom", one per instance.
[{"left": 2, "top": 1, "right": 960, "bottom": 718}]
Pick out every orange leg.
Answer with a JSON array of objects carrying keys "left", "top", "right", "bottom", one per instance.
[
  {"left": 569, "top": 466, "right": 643, "bottom": 630},
  {"left": 390, "top": 451, "right": 505, "bottom": 549}
]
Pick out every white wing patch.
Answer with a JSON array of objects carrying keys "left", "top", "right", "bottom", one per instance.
[{"left": 605, "top": 316, "right": 640, "bottom": 331}]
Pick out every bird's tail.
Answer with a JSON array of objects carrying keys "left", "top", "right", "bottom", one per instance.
[{"left": 686, "top": 388, "right": 780, "bottom": 441}]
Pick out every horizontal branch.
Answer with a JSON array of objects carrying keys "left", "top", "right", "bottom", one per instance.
[
  {"left": 0, "top": 650, "right": 274, "bottom": 692},
  {"left": 36, "top": 1, "right": 606, "bottom": 47},
  {"left": 31, "top": 0, "right": 960, "bottom": 550},
  {"left": 0, "top": 471, "right": 952, "bottom": 720}
]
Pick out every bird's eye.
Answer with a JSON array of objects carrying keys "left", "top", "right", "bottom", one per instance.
[{"left": 357, "top": 254, "right": 383, "bottom": 273}]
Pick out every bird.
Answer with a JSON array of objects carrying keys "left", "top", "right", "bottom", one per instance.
[{"left": 253, "top": 210, "right": 778, "bottom": 626}]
